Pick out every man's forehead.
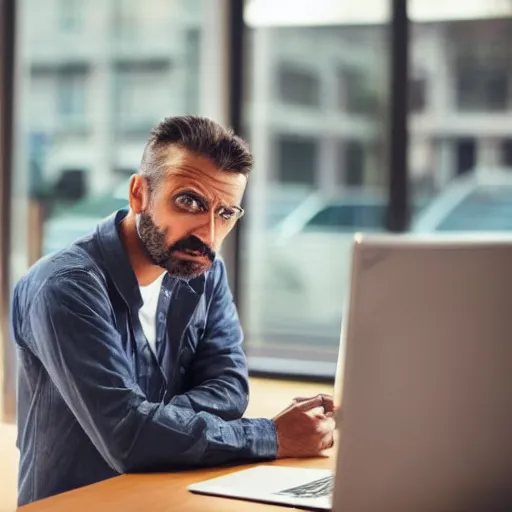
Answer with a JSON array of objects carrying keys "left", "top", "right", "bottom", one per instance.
[
  {"left": 164, "top": 148, "right": 242, "bottom": 177},
  {"left": 161, "top": 145, "right": 187, "bottom": 170},
  {"left": 160, "top": 147, "right": 247, "bottom": 198}
]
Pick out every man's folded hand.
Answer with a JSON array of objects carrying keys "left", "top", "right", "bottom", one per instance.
[{"left": 272, "top": 394, "right": 336, "bottom": 459}]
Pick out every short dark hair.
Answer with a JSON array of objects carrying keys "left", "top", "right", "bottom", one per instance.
[{"left": 139, "top": 115, "right": 253, "bottom": 187}]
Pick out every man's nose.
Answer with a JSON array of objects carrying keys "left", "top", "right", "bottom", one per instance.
[{"left": 192, "top": 212, "right": 216, "bottom": 249}]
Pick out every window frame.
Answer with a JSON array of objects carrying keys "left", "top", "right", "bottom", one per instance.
[
  {"left": 238, "top": 0, "right": 411, "bottom": 380},
  {"left": 0, "top": 0, "right": 16, "bottom": 421}
]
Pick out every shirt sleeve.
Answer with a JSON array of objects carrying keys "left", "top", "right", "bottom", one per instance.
[
  {"left": 25, "top": 268, "right": 277, "bottom": 474},
  {"left": 172, "top": 258, "right": 252, "bottom": 421}
]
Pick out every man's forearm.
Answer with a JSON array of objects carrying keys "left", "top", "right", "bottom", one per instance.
[
  {"left": 176, "top": 375, "right": 249, "bottom": 421},
  {"left": 122, "top": 402, "right": 278, "bottom": 472}
]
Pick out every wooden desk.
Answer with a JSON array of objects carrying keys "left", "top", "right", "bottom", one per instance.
[
  {"left": 18, "top": 378, "right": 335, "bottom": 511},
  {"left": 19, "top": 455, "right": 334, "bottom": 512}
]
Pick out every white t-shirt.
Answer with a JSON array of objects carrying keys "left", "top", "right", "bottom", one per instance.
[{"left": 139, "top": 272, "right": 166, "bottom": 355}]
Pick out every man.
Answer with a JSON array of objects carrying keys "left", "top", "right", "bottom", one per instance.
[{"left": 11, "top": 116, "right": 336, "bottom": 506}]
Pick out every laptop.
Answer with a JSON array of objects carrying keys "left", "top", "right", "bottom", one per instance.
[{"left": 188, "top": 234, "right": 512, "bottom": 511}]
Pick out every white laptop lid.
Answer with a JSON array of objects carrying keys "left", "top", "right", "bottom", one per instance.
[{"left": 332, "top": 234, "right": 512, "bottom": 512}]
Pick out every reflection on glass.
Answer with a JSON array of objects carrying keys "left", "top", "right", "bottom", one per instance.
[
  {"left": 409, "top": 15, "right": 512, "bottom": 232},
  {"left": 241, "top": 18, "right": 389, "bottom": 373}
]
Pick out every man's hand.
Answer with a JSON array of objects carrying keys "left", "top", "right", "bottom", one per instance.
[
  {"left": 291, "top": 394, "right": 336, "bottom": 415},
  {"left": 272, "top": 394, "right": 336, "bottom": 459}
]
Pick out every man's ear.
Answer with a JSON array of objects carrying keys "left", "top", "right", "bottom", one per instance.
[{"left": 128, "top": 175, "right": 149, "bottom": 214}]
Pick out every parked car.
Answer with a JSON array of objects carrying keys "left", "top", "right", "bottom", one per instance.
[
  {"left": 412, "top": 169, "right": 512, "bottom": 233},
  {"left": 248, "top": 169, "right": 512, "bottom": 345},
  {"left": 249, "top": 189, "right": 388, "bottom": 344}
]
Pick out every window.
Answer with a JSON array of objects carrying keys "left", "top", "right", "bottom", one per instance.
[
  {"left": 59, "top": 0, "right": 82, "bottom": 32},
  {"left": 113, "top": 0, "right": 139, "bottom": 39},
  {"left": 241, "top": 17, "right": 389, "bottom": 375},
  {"left": 29, "top": 69, "right": 57, "bottom": 131},
  {"left": 115, "top": 62, "right": 171, "bottom": 133},
  {"left": 56, "top": 68, "right": 87, "bottom": 128},
  {"left": 338, "top": 67, "right": 375, "bottom": 114},
  {"left": 410, "top": 8, "right": 512, "bottom": 239},
  {"left": 455, "top": 138, "right": 476, "bottom": 175},
  {"left": 456, "top": 66, "right": 509, "bottom": 111},
  {"left": 278, "top": 65, "right": 320, "bottom": 107},
  {"left": 277, "top": 135, "right": 318, "bottom": 185},
  {"left": 453, "top": 25, "right": 512, "bottom": 112},
  {"left": 501, "top": 139, "right": 512, "bottom": 167},
  {"left": 13, "top": 0, "right": 512, "bottom": 389},
  {"left": 409, "top": 76, "right": 427, "bottom": 112},
  {"left": 342, "top": 141, "right": 365, "bottom": 186},
  {"left": 11, "top": 0, "right": 210, "bottom": 272}
]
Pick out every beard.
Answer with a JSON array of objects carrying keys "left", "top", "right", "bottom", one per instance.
[{"left": 136, "top": 210, "right": 216, "bottom": 279}]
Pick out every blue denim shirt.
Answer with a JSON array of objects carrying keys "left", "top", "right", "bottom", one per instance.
[{"left": 11, "top": 209, "right": 277, "bottom": 506}]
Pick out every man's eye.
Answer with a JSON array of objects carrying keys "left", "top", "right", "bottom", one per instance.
[
  {"left": 219, "top": 207, "right": 236, "bottom": 221},
  {"left": 175, "top": 194, "right": 204, "bottom": 212}
]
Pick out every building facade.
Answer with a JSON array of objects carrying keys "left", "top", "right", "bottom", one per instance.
[{"left": 22, "top": 3, "right": 512, "bottom": 205}]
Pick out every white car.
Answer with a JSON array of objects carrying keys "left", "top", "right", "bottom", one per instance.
[{"left": 247, "top": 169, "right": 512, "bottom": 344}]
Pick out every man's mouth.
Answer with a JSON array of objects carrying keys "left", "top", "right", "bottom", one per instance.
[
  {"left": 170, "top": 236, "right": 216, "bottom": 262},
  {"left": 178, "top": 249, "right": 204, "bottom": 258}
]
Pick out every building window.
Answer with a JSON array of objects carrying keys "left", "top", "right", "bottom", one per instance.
[
  {"left": 115, "top": 62, "right": 170, "bottom": 133},
  {"left": 278, "top": 65, "right": 320, "bottom": 107},
  {"left": 341, "top": 141, "right": 365, "bottom": 186},
  {"left": 452, "top": 26, "right": 512, "bottom": 112},
  {"left": 338, "top": 67, "right": 375, "bottom": 114},
  {"left": 455, "top": 138, "right": 476, "bottom": 175},
  {"left": 113, "top": 0, "right": 139, "bottom": 39},
  {"left": 58, "top": 0, "right": 82, "bottom": 32},
  {"left": 57, "top": 68, "right": 87, "bottom": 128},
  {"left": 501, "top": 139, "right": 512, "bottom": 167},
  {"left": 456, "top": 67, "right": 508, "bottom": 111},
  {"left": 277, "top": 135, "right": 318, "bottom": 185},
  {"left": 409, "top": 76, "right": 427, "bottom": 113}
]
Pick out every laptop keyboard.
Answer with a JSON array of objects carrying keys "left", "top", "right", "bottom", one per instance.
[{"left": 274, "top": 476, "right": 334, "bottom": 499}]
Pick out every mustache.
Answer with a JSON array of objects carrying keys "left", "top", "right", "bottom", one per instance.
[{"left": 170, "top": 236, "right": 216, "bottom": 262}]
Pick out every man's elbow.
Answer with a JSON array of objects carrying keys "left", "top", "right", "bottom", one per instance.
[
  {"left": 113, "top": 455, "right": 149, "bottom": 475},
  {"left": 235, "top": 388, "right": 249, "bottom": 418},
  {"left": 101, "top": 406, "right": 157, "bottom": 474},
  {"left": 107, "top": 444, "right": 161, "bottom": 474},
  {"left": 197, "top": 379, "right": 248, "bottom": 421},
  {"left": 101, "top": 439, "right": 142, "bottom": 475},
  {"left": 222, "top": 379, "right": 250, "bottom": 420}
]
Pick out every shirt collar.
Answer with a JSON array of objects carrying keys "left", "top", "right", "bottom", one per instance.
[{"left": 96, "top": 209, "right": 206, "bottom": 307}]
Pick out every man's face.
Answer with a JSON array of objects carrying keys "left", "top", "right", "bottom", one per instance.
[{"left": 130, "top": 149, "right": 247, "bottom": 279}]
